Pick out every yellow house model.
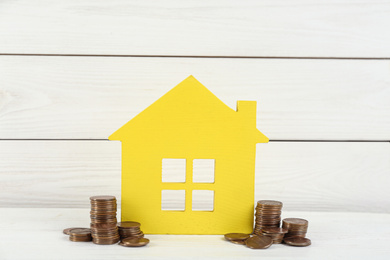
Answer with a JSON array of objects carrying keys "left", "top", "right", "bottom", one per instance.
[{"left": 109, "top": 76, "right": 268, "bottom": 234}]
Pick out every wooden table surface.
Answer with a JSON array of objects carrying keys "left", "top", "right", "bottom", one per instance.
[{"left": 1, "top": 208, "right": 389, "bottom": 260}]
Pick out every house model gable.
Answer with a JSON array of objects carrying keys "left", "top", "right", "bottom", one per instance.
[{"left": 109, "top": 75, "right": 268, "bottom": 234}]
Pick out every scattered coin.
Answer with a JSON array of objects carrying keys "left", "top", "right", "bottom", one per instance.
[
  {"left": 224, "top": 233, "right": 250, "bottom": 241},
  {"left": 119, "top": 237, "right": 150, "bottom": 247},
  {"left": 283, "top": 236, "right": 311, "bottom": 247},
  {"left": 245, "top": 235, "right": 273, "bottom": 249},
  {"left": 231, "top": 240, "right": 247, "bottom": 245}
]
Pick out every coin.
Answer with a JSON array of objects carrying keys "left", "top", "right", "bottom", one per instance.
[
  {"left": 257, "top": 200, "right": 283, "bottom": 207},
  {"left": 224, "top": 233, "right": 250, "bottom": 241},
  {"left": 69, "top": 228, "right": 92, "bottom": 242},
  {"left": 282, "top": 218, "right": 309, "bottom": 238},
  {"left": 90, "top": 195, "right": 120, "bottom": 245},
  {"left": 283, "top": 218, "right": 308, "bottom": 226},
  {"left": 253, "top": 200, "right": 283, "bottom": 235},
  {"left": 245, "top": 235, "right": 273, "bottom": 249},
  {"left": 118, "top": 222, "right": 141, "bottom": 228},
  {"left": 231, "top": 240, "right": 246, "bottom": 245},
  {"left": 63, "top": 227, "right": 85, "bottom": 235},
  {"left": 90, "top": 195, "right": 116, "bottom": 201},
  {"left": 284, "top": 236, "right": 311, "bottom": 247},
  {"left": 120, "top": 238, "right": 150, "bottom": 247},
  {"left": 117, "top": 221, "right": 145, "bottom": 240},
  {"left": 261, "top": 227, "right": 288, "bottom": 234},
  {"left": 69, "top": 228, "right": 91, "bottom": 236}
]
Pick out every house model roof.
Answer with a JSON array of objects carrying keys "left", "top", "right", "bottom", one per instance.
[{"left": 109, "top": 75, "right": 268, "bottom": 143}]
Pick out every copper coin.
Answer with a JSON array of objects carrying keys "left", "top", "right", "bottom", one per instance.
[
  {"left": 283, "top": 218, "right": 308, "bottom": 226},
  {"left": 69, "top": 235, "right": 92, "bottom": 242},
  {"left": 224, "top": 233, "right": 250, "bottom": 241},
  {"left": 230, "top": 240, "right": 246, "bottom": 245},
  {"left": 69, "top": 228, "right": 91, "bottom": 236},
  {"left": 245, "top": 235, "right": 273, "bottom": 249},
  {"left": 118, "top": 222, "right": 141, "bottom": 228},
  {"left": 246, "top": 235, "right": 273, "bottom": 249},
  {"left": 284, "top": 236, "right": 311, "bottom": 247},
  {"left": 257, "top": 200, "right": 283, "bottom": 206},
  {"left": 63, "top": 227, "right": 85, "bottom": 235},
  {"left": 262, "top": 227, "right": 288, "bottom": 234},
  {"left": 91, "top": 223, "right": 118, "bottom": 229},
  {"left": 90, "top": 195, "right": 116, "bottom": 201},
  {"left": 92, "top": 238, "right": 120, "bottom": 245},
  {"left": 120, "top": 238, "right": 150, "bottom": 247}
]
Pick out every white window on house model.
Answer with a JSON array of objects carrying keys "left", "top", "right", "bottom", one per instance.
[{"left": 161, "top": 158, "right": 215, "bottom": 211}]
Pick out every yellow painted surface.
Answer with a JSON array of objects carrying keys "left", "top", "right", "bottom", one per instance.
[{"left": 109, "top": 76, "right": 268, "bottom": 234}]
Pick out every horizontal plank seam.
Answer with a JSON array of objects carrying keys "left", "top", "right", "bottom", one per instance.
[
  {"left": 0, "top": 139, "right": 388, "bottom": 142},
  {"left": 0, "top": 207, "right": 387, "bottom": 214},
  {"left": 1, "top": 53, "right": 390, "bottom": 60}
]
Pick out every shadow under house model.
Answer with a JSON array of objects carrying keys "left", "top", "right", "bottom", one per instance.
[{"left": 109, "top": 76, "right": 269, "bottom": 234}]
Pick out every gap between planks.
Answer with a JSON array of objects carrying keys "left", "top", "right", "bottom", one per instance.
[
  {"left": 1, "top": 53, "right": 390, "bottom": 60},
  {"left": 0, "top": 139, "right": 388, "bottom": 142}
]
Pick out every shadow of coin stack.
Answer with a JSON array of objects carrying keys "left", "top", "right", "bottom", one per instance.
[
  {"left": 90, "top": 195, "right": 120, "bottom": 245},
  {"left": 253, "top": 200, "right": 283, "bottom": 236},
  {"left": 282, "top": 218, "right": 308, "bottom": 239}
]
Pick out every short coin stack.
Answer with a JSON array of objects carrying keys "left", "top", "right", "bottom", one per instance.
[
  {"left": 253, "top": 200, "right": 283, "bottom": 235},
  {"left": 118, "top": 221, "right": 144, "bottom": 240},
  {"left": 282, "top": 218, "right": 308, "bottom": 238},
  {"left": 261, "top": 227, "right": 288, "bottom": 244},
  {"left": 90, "top": 195, "right": 120, "bottom": 245},
  {"left": 69, "top": 228, "right": 92, "bottom": 242}
]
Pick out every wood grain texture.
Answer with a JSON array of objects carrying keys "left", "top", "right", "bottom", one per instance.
[
  {"left": 1, "top": 56, "right": 390, "bottom": 140},
  {"left": 1, "top": 0, "right": 390, "bottom": 57},
  {"left": 1, "top": 208, "right": 390, "bottom": 259},
  {"left": 1, "top": 141, "right": 388, "bottom": 212}
]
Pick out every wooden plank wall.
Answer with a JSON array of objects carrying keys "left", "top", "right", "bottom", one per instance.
[{"left": 0, "top": 0, "right": 389, "bottom": 212}]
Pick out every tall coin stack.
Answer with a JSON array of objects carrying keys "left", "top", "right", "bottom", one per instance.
[
  {"left": 282, "top": 218, "right": 308, "bottom": 238},
  {"left": 253, "top": 200, "right": 283, "bottom": 236},
  {"left": 90, "top": 195, "right": 120, "bottom": 245},
  {"left": 118, "top": 222, "right": 144, "bottom": 240}
]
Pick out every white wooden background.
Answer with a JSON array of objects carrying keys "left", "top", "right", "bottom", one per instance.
[{"left": 1, "top": 1, "right": 390, "bottom": 259}]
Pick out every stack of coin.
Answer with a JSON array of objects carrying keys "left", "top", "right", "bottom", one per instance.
[
  {"left": 69, "top": 228, "right": 92, "bottom": 242},
  {"left": 253, "top": 200, "right": 283, "bottom": 235},
  {"left": 118, "top": 221, "right": 144, "bottom": 240},
  {"left": 90, "top": 195, "right": 120, "bottom": 245},
  {"left": 261, "top": 227, "right": 288, "bottom": 244},
  {"left": 282, "top": 218, "right": 308, "bottom": 238}
]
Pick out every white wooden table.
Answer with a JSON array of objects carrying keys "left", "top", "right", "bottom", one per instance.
[{"left": 1, "top": 208, "right": 389, "bottom": 260}]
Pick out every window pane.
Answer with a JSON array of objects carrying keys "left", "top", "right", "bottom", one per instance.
[
  {"left": 162, "top": 158, "right": 186, "bottom": 183},
  {"left": 193, "top": 159, "right": 215, "bottom": 183},
  {"left": 161, "top": 190, "right": 186, "bottom": 211},
  {"left": 192, "top": 190, "right": 214, "bottom": 211}
]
